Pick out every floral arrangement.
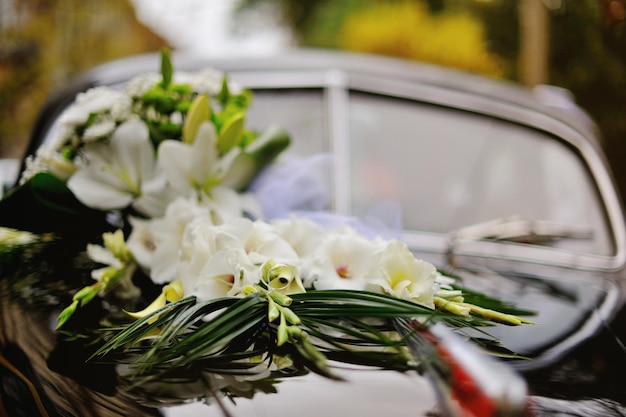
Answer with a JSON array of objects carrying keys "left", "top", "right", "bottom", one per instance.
[{"left": 0, "top": 49, "right": 533, "bottom": 408}]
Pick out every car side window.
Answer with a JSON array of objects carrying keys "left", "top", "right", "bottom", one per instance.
[{"left": 347, "top": 91, "right": 613, "bottom": 256}]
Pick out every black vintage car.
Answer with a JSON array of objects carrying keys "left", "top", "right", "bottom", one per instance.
[{"left": 2, "top": 49, "right": 626, "bottom": 417}]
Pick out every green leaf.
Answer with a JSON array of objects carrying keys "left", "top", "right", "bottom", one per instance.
[
  {"left": 216, "top": 76, "right": 230, "bottom": 108},
  {"left": 217, "top": 112, "right": 245, "bottom": 154},
  {"left": 91, "top": 296, "right": 199, "bottom": 360},
  {"left": 182, "top": 94, "right": 211, "bottom": 144},
  {"left": 160, "top": 47, "right": 173, "bottom": 90},
  {"left": 221, "top": 125, "right": 291, "bottom": 191},
  {"left": 82, "top": 288, "right": 525, "bottom": 393},
  {"left": 0, "top": 173, "right": 109, "bottom": 235},
  {"left": 55, "top": 300, "right": 79, "bottom": 330}
]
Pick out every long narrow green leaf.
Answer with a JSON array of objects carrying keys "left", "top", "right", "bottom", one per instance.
[
  {"left": 90, "top": 296, "right": 197, "bottom": 359},
  {"left": 135, "top": 295, "right": 267, "bottom": 370},
  {"left": 299, "top": 316, "right": 400, "bottom": 347},
  {"left": 136, "top": 297, "right": 240, "bottom": 363},
  {"left": 173, "top": 306, "right": 267, "bottom": 366},
  {"left": 291, "top": 290, "right": 437, "bottom": 314}
]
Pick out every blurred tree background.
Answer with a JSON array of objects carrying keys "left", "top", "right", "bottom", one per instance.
[
  {"left": 2, "top": 0, "right": 626, "bottom": 200},
  {"left": 0, "top": 0, "right": 165, "bottom": 158}
]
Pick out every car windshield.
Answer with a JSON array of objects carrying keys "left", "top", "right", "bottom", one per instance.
[{"left": 241, "top": 88, "right": 614, "bottom": 258}]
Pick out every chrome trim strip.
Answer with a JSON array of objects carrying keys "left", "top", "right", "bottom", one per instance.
[
  {"left": 402, "top": 230, "right": 623, "bottom": 272},
  {"left": 325, "top": 70, "right": 351, "bottom": 216}
]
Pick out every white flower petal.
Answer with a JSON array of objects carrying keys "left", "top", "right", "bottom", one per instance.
[
  {"left": 308, "top": 229, "right": 383, "bottom": 291},
  {"left": 366, "top": 241, "right": 436, "bottom": 307},
  {"left": 68, "top": 120, "right": 158, "bottom": 211},
  {"left": 68, "top": 167, "right": 134, "bottom": 209},
  {"left": 59, "top": 87, "right": 126, "bottom": 126},
  {"left": 126, "top": 217, "right": 155, "bottom": 271}
]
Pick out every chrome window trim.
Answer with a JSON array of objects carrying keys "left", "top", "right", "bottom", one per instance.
[{"left": 403, "top": 231, "right": 621, "bottom": 272}]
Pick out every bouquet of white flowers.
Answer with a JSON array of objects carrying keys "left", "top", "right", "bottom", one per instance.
[{"left": 0, "top": 49, "right": 533, "bottom": 410}]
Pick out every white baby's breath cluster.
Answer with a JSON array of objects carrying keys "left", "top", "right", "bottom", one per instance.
[{"left": 20, "top": 67, "right": 227, "bottom": 184}]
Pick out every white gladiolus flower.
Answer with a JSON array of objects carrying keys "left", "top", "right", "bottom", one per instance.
[
  {"left": 180, "top": 247, "right": 256, "bottom": 302},
  {"left": 125, "top": 216, "right": 156, "bottom": 272},
  {"left": 261, "top": 259, "right": 305, "bottom": 296},
  {"left": 141, "top": 197, "right": 214, "bottom": 284},
  {"left": 176, "top": 217, "right": 257, "bottom": 301},
  {"left": 178, "top": 216, "right": 223, "bottom": 276},
  {"left": 0, "top": 227, "right": 37, "bottom": 246},
  {"left": 365, "top": 241, "right": 437, "bottom": 308},
  {"left": 67, "top": 119, "right": 161, "bottom": 214},
  {"left": 271, "top": 216, "right": 327, "bottom": 259},
  {"left": 180, "top": 217, "right": 300, "bottom": 267},
  {"left": 87, "top": 243, "right": 125, "bottom": 280},
  {"left": 243, "top": 221, "right": 301, "bottom": 266},
  {"left": 307, "top": 228, "right": 384, "bottom": 291}
]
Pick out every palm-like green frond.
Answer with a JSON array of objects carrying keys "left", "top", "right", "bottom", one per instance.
[{"left": 85, "top": 288, "right": 515, "bottom": 396}]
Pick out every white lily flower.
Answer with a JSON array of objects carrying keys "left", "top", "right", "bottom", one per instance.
[
  {"left": 307, "top": 228, "right": 384, "bottom": 291},
  {"left": 157, "top": 122, "right": 240, "bottom": 198},
  {"left": 365, "top": 241, "right": 437, "bottom": 308},
  {"left": 67, "top": 119, "right": 161, "bottom": 214}
]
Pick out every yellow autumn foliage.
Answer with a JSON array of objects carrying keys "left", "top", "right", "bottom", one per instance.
[{"left": 338, "top": 1, "right": 506, "bottom": 78}]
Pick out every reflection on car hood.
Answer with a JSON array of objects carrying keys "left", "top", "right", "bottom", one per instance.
[{"left": 162, "top": 367, "right": 438, "bottom": 417}]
